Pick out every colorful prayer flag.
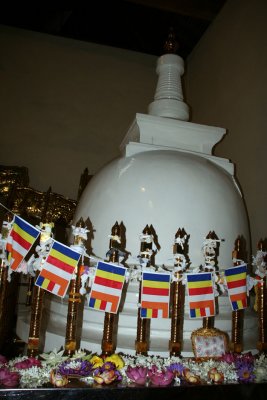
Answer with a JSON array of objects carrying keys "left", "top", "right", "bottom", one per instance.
[
  {"left": 140, "top": 271, "right": 171, "bottom": 318},
  {"left": 225, "top": 264, "right": 247, "bottom": 311},
  {"left": 6, "top": 215, "right": 40, "bottom": 271},
  {"left": 186, "top": 272, "right": 215, "bottom": 318},
  {"left": 88, "top": 261, "right": 126, "bottom": 313},
  {"left": 35, "top": 240, "right": 80, "bottom": 298}
]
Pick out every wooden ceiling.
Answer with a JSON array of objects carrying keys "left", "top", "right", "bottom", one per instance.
[{"left": 0, "top": 0, "right": 227, "bottom": 58}]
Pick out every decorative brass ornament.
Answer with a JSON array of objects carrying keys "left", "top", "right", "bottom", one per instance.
[{"left": 191, "top": 326, "right": 229, "bottom": 361}]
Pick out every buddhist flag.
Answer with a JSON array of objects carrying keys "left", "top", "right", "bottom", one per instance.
[
  {"left": 88, "top": 261, "right": 126, "bottom": 313},
  {"left": 35, "top": 241, "right": 80, "bottom": 298},
  {"left": 187, "top": 272, "right": 215, "bottom": 318},
  {"left": 6, "top": 215, "right": 40, "bottom": 271},
  {"left": 140, "top": 271, "right": 171, "bottom": 318},
  {"left": 225, "top": 264, "right": 247, "bottom": 311}
]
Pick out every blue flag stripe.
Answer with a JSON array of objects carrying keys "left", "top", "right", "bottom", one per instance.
[
  {"left": 52, "top": 241, "right": 80, "bottom": 261},
  {"left": 187, "top": 272, "right": 212, "bottom": 282},
  {"left": 15, "top": 216, "right": 40, "bottom": 238},
  {"left": 225, "top": 265, "right": 247, "bottom": 276},
  {"left": 97, "top": 261, "right": 126, "bottom": 276},
  {"left": 142, "top": 272, "right": 170, "bottom": 282}
]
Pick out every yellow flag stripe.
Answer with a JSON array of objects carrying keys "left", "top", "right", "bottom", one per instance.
[
  {"left": 142, "top": 280, "right": 170, "bottom": 289},
  {"left": 187, "top": 280, "right": 212, "bottom": 289},
  {"left": 50, "top": 248, "right": 78, "bottom": 267},
  {"left": 226, "top": 273, "right": 246, "bottom": 282},
  {"left": 96, "top": 269, "right": 125, "bottom": 283},
  {"left": 14, "top": 225, "right": 36, "bottom": 244}
]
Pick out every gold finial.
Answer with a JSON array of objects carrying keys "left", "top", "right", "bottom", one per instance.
[{"left": 163, "top": 27, "right": 179, "bottom": 54}]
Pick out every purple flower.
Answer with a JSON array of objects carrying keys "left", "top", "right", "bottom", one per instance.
[
  {"left": 126, "top": 366, "right": 148, "bottom": 385},
  {"left": 148, "top": 365, "right": 174, "bottom": 386},
  {"left": 102, "top": 361, "right": 116, "bottom": 371},
  {"left": 58, "top": 359, "right": 93, "bottom": 377},
  {"left": 14, "top": 357, "right": 42, "bottom": 370},
  {"left": 168, "top": 362, "right": 185, "bottom": 376},
  {"left": 0, "top": 367, "right": 20, "bottom": 388},
  {"left": 0, "top": 355, "right": 7, "bottom": 366},
  {"left": 236, "top": 363, "right": 255, "bottom": 383}
]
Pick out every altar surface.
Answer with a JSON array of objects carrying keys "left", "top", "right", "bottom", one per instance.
[{"left": 1, "top": 382, "right": 267, "bottom": 400}]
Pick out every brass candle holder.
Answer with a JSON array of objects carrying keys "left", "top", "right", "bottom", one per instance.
[
  {"left": 254, "top": 239, "right": 267, "bottom": 353},
  {"left": 135, "top": 224, "right": 154, "bottom": 355},
  {"left": 230, "top": 236, "right": 246, "bottom": 353},
  {"left": 0, "top": 216, "right": 11, "bottom": 350},
  {"left": 101, "top": 221, "right": 123, "bottom": 356},
  {"left": 202, "top": 231, "right": 220, "bottom": 329},
  {"left": 64, "top": 219, "right": 89, "bottom": 356},
  {"left": 27, "top": 222, "right": 54, "bottom": 357},
  {"left": 169, "top": 228, "right": 188, "bottom": 356}
]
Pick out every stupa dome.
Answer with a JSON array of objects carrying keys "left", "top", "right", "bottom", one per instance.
[{"left": 76, "top": 146, "right": 249, "bottom": 268}]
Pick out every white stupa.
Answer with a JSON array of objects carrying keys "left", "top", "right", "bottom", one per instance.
[{"left": 17, "top": 45, "right": 257, "bottom": 356}]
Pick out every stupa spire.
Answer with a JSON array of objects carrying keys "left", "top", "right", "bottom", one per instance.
[{"left": 148, "top": 29, "right": 189, "bottom": 121}]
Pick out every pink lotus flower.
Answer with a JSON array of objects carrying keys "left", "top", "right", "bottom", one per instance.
[
  {"left": 148, "top": 365, "right": 174, "bottom": 386},
  {"left": 0, "top": 355, "right": 7, "bottom": 366},
  {"left": 126, "top": 366, "right": 148, "bottom": 385},
  {"left": 14, "top": 357, "right": 42, "bottom": 369},
  {"left": 0, "top": 367, "right": 20, "bottom": 388}
]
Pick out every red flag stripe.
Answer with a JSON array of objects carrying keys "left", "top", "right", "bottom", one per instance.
[
  {"left": 226, "top": 279, "right": 247, "bottom": 289},
  {"left": 94, "top": 275, "right": 123, "bottom": 290},
  {"left": 188, "top": 286, "right": 213, "bottom": 296},
  {"left": 100, "top": 300, "right": 107, "bottom": 311},
  {"left": 142, "top": 287, "right": 169, "bottom": 296},
  {"left": 47, "top": 255, "right": 76, "bottom": 274},
  {"left": 152, "top": 309, "right": 158, "bottom": 318},
  {"left": 11, "top": 230, "right": 32, "bottom": 251}
]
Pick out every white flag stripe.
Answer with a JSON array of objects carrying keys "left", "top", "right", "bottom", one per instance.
[
  {"left": 10, "top": 241, "right": 28, "bottom": 257},
  {"left": 92, "top": 283, "right": 121, "bottom": 297},
  {"left": 141, "top": 294, "right": 170, "bottom": 303},
  {"left": 53, "top": 284, "right": 61, "bottom": 295},
  {"left": 188, "top": 293, "right": 214, "bottom": 302},
  {"left": 43, "top": 262, "right": 74, "bottom": 281},
  {"left": 204, "top": 307, "right": 211, "bottom": 316},
  {"left": 227, "top": 285, "right": 247, "bottom": 295}
]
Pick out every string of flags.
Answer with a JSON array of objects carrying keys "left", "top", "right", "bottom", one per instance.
[{"left": 0, "top": 205, "right": 263, "bottom": 320}]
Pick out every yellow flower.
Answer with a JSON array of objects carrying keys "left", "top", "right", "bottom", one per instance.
[
  {"left": 105, "top": 354, "right": 125, "bottom": 370},
  {"left": 90, "top": 355, "right": 104, "bottom": 369}
]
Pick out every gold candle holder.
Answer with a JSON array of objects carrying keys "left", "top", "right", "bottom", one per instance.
[
  {"left": 135, "top": 225, "right": 153, "bottom": 355},
  {"left": 230, "top": 236, "right": 246, "bottom": 353},
  {"left": 64, "top": 219, "right": 88, "bottom": 356},
  {"left": 169, "top": 228, "right": 188, "bottom": 356},
  {"left": 27, "top": 280, "right": 44, "bottom": 357},
  {"left": 202, "top": 231, "right": 220, "bottom": 330},
  {"left": 25, "top": 276, "right": 34, "bottom": 306},
  {"left": 255, "top": 240, "right": 267, "bottom": 353},
  {"left": 101, "top": 222, "right": 121, "bottom": 356},
  {"left": 27, "top": 221, "right": 54, "bottom": 357},
  {"left": 64, "top": 267, "right": 82, "bottom": 356},
  {"left": 101, "top": 249, "right": 118, "bottom": 356}
]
